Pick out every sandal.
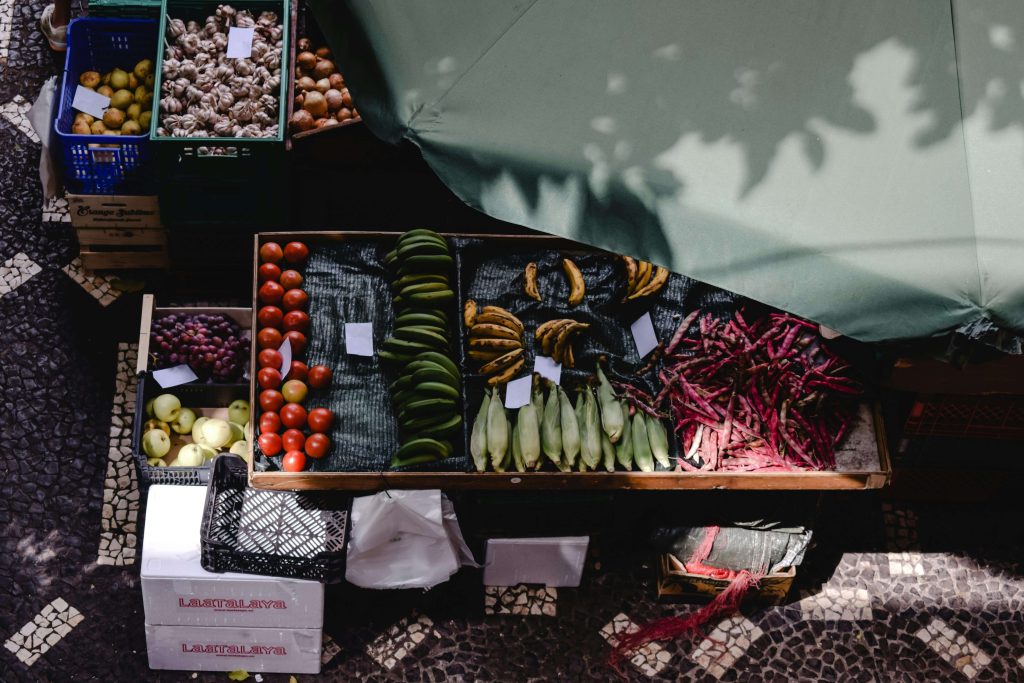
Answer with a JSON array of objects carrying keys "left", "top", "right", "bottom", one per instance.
[{"left": 40, "top": 5, "right": 68, "bottom": 52}]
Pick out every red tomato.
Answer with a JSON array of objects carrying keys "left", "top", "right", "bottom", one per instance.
[
  {"left": 283, "top": 331, "right": 307, "bottom": 356},
  {"left": 307, "top": 365, "right": 333, "bottom": 389},
  {"left": 280, "top": 403, "right": 308, "bottom": 429},
  {"left": 286, "top": 361, "right": 309, "bottom": 382},
  {"left": 257, "top": 305, "right": 284, "bottom": 328},
  {"left": 282, "top": 289, "right": 308, "bottom": 311},
  {"left": 257, "top": 432, "right": 282, "bottom": 456},
  {"left": 283, "top": 310, "right": 310, "bottom": 333},
  {"left": 257, "top": 327, "right": 283, "bottom": 350},
  {"left": 259, "top": 411, "right": 281, "bottom": 434},
  {"left": 259, "top": 281, "right": 284, "bottom": 306},
  {"left": 260, "top": 242, "right": 284, "bottom": 264},
  {"left": 257, "top": 367, "right": 281, "bottom": 390},
  {"left": 305, "top": 433, "right": 330, "bottom": 459},
  {"left": 258, "top": 348, "right": 283, "bottom": 369},
  {"left": 281, "top": 428, "right": 305, "bottom": 452},
  {"left": 282, "top": 450, "right": 306, "bottom": 472},
  {"left": 284, "top": 242, "right": 310, "bottom": 265},
  {"left": 279, "top": 270, "right": 304, "bottom": 291},
  {"left": 259, "top": 390, "right": 285, "bottom": 413},
  {"left": 307, "top": 407, "right": 334, "bottom": 433},
  {"left": 258, "top": 262, "right": 281, "bottom": 283}
]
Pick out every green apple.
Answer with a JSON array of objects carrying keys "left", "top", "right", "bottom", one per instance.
[
  {"left": 170, "top": 407, "right": 197, "bottom": 434},
  {"left": 145, "top": 398, "right": 156, "bottom": 417},
  {"left": 142, "top": 429, "right": 171, "bottom": 458},
  {"left": 147, "top": 457, "right": 168, "bottom": 467},
  {"left": 227, "top": 421, "right": 245, "bottom": 446},
  {"left": 201, "top": 418, "right": 232, "bottom": 448},
  {"left": 244, "top": 422, "right": 251, "bottom": 443},
  {"left": 153, "top": 393, "right": 181, "bottom": 422},
  {"left": 198, "top": 445, "right": 218, "bottom": 462},
  {"left": 228, "top": 399, "right": 251, "bottom": 426},
  {"left": 230, "top": 440, "right": 250, "bottom": 459},
  {"left": 143, "top": 419, "right": 170, "bottom": 436},
  {"left": 175, "top": 443, "right": 205, "bottom": 467},
  {"left": 191, "top": 417, "right": 210, "bottom": 445}
]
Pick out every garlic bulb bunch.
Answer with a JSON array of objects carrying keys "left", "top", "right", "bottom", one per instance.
[{"left": 157, "top": 5, "right": 283, "bottom": 139}]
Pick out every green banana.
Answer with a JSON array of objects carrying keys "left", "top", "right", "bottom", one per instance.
[
  {"left": 415, "top": 381, "right": 460, "bottom": 400},
  {"left": 394, "top": 437, "right": 450, "bottom": 462},
  {"left": 383, "top": 337, "right": 436, "bottom": 355},
  {"left": 646, "top": 414, "right": 670, "bottom": 468},
  {"left": 383, "top": 249, "right": 398, "bottom": 266},
  {"left": 402, "top": 397, "right": 457, "bottom": 417},
  {"left": 580, "top": 387, "right": 601, "bottom": 468},
  {"left": 615, "top": 399, "right": 634, "bottom": 470},
  {"left": 397, "top": 228, "right": 446, "bottom": 244},
  {"left": 395, "top": 311, "right": 448, "bottom": 329},
  {"left": 632, "top": 412, "right": 654, "bottom": 472},
  {"left": 418, "top": 351, "right": 460, "bottom": 380},
  {"left": 407, "top": 289, "right": 455, "bottom": 306},
  {"left": 400, "top": 411, "right": 459, "bottom": 432},
  {"left": 596, "top": 364, "right": 624, "bottom": 443},
  {"left": 541, "top": 383, "right": 562, "bottom": 467},
  {"left": 378, "top": 349, "right": 414, "bottom": 365},
  {"left": 393, "top": 326, "right": 449, "bottom": 349},
  {"left": 411, "top": 367, "right": 459, "bottom": 389},
  {"left": 418, "top": 414, "right": 462, "bottom": 439},
  {"left": 560, "top": 386, "right": 580, "bottom": 467},
  {"left": 468, "top": 393, "right": 489, "bottom": 473},
  {"left": 601, "top": 429, "right": 616, "bottom": 472},
  {"left": 398, "top": 240, "right": 450, "bottom": 259},
  {"left": 389, "top": 375, "right": 413, "bottom": 393},
  {"left": 402, "top": 254, "right": 454, "bottom": 271},
  {"left": 399, "top": 281, "right": 450, "bottom": 298},
  {"left": 487, "top": 387, "right": 508, "bottom": 468}
]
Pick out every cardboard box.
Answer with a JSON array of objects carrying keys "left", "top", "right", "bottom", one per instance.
[
  {"left": 483, "top": 537, "right": 589, "bottom": 587},
  {"left": 142, "top": 486, "right": 324, "bottom": 628},
  {"left": 656, "top": 555, "right": 795, "bottom": 604},
  {"left": 68, "top": 194, "right": 161, "bottom": 228},
  {"left": 145, "top": 624, "right": 321, "bottom": 673}
]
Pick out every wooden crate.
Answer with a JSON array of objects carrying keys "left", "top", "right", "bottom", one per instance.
[
  {"left": 247, "top": 231, "right": 892, "bottom": 492},
  {"left": 656, "top": 555, "right": 795, "bottom": 604}
]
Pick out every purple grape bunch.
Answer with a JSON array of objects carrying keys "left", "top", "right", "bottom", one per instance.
[{"left": 150, "top": 313, "right": 250, "bottom": 383}]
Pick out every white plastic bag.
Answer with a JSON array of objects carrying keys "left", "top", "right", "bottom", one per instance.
[
  {"left": 28, "top": 77, "right": 59, "bottom": 199},
  {"left": 345, "top": 490, "right": 477, "bottom": 590}
]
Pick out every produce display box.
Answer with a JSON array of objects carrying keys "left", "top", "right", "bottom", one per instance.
[
  {"left": 150, "top": 0, "right": 289, "bottom": 226},
  {"left": 71, "top": 194, "right": 166, "bottom": 269},
  {"left": 247, "top": 231, "right": 892, "bottom": 492},
  {"left": 54, "top": 18, "right": 158, "bottom": 195},
  {"left": 903, "top": 395, "right": 1024, "bottom": 440},
  {"left": 284, "top": 0, "right": 363, "bottom": 152},
  {"left": 89, "top": 0, "right": 162, "bottom": 18},
  {"left": 201, "top": 455, "right": 349, "bottom": 582},
  {"left": 135, "top": 294, "right": 251, "bottom": 485},
  {"left": 656, "top": 554, "right": 795, "bottom": 604}
]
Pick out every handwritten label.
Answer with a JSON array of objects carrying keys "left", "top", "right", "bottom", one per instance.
[
  {"left": 503, "top": 376, "right": 532, "bottom": 409},
  {"left": 533, "top": 356, "right": 562, "bottom": 386},
  {"left": 71, "top": 86, "right": 109, "bottom": 119},
  {"left": 630, "top": 312, "right": 659, "bottom": 358},
  {"left": 278, "top": 337, "right": 292, "bottom": 377},
  {"left": 345, "top": 322, "right": 374, "bottom": 356},
  {"left": 226, "top": 26, "right": 256, "bottom": 58},
  {"left": 152, "top": 364, "right": 198, "bottom": 389}
]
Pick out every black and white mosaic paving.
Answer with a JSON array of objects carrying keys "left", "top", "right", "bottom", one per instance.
[{"left": 2, "top": 4, "right": 1024, "bottom": 682}]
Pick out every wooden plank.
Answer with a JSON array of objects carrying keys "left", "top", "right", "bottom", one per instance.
[
  {"left": 76, "top": 227, "right": 166, "bottom": 246},
  {"left": 80, "top": 249, "right": 168, "bottom": 271}
]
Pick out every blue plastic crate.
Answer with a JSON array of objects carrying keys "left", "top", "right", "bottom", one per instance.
[{"left": 55, "top": 17, "right": 158, "bottom": 194}]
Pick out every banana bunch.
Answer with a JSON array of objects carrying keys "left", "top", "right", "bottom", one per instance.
[
  {"left": 621, "top": 256, "right": 670, "bottom": 301},
  {"left": 381, "top": 229, "right": 462, "bottom": 467},
  {"left": 535, "top": 318, "right": 590, "bottom": 367},
  {"left": 463, "top": 301, "right": 526, "bottom": 386},
  {"left": 522, "top": 258, "right": 585, "bottom": 305}
]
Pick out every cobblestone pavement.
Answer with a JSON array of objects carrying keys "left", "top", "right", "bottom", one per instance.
[{"left": 2, "top": 4, "right": 1024, "bottom": 682}]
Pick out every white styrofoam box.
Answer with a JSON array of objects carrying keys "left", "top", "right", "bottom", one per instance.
[
  {"left": 483, "top": 537, "right": 590, "bottom": 587},
  {"left": 145, "top": 624, "right": 321, "bottom": 674},
  {"left": 141, "top": 485, "right": 324, "bottom": 628}
]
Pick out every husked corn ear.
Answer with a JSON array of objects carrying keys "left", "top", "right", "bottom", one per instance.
[
  {"left": 470, "top": 391, "right": 490, "bottom": 472},
  {"left": 614, "top": 399, "right": 634, "bottom": 470},
  {"left": 632, "top": 412, "right": 654, "bottom": 472},
  {"left": 596, "top": 364, "right": 623, "bottom": 443},
  {"left": 487, "top": 387, "right": 509, "bottom": 468},
  {"left": 601, "top": 430, "right": 616, "bottom": 472},
  {"left": 647, "top": 414, "right": 670, "bottom": 468},
  {"left": 559, "top": 386, "right": 579, "bottom": 467},
  {"left": 541, "top": 383, "right": 562, "bottom": 467},
  {"left": 580, "top": 388, "right": 601, "bottom": 468}
]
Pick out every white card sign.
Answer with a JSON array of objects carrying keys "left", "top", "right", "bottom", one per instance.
[
  {"left": 152, "top": 364, "right": 198, "bottom": 389},
  {"left": 533, "top": 356, "right": 562, "bottom": 385},
  {"left": 345, "top": 322, "right": 374, "bottom": 356},
  {"left": 630, "top": 312, "right": 659, "bottom": 358},
  {"left": 503, "top": 375, "right": 532, "bottom": 409},
  {"left": 71, "top": 86, "right": 110, "bottom": 119},
  {"left": 226, "top": 26, "right": 256, "bottom": 58},
  {"left": 277, "top": 337, "right": 292, "bottom": 377}
]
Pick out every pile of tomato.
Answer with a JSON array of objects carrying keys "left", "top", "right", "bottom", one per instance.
[{"left": 254, "top": 241, "right": 335, "bottom": 472}]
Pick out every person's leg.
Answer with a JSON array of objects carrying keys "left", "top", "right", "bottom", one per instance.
[{"left": 40, "top": 0, "right": 71, "bottom": 52}]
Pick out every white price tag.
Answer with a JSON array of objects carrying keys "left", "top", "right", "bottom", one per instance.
[
  {"left": 533, "top": 356, "right": 562, "bottom": 385},
  {"left": 278, "top": 337, "right": 292, "bottom": 377},
  {"left": 631, "top": 312, "right": 659, "bottom": 358},
  {"left": 345, "top": 322, "right": 374, "bottom": 356},
  {"left": 152, "top": 364, "right": 198, "bottom": 388},
  {"left": 226, "top": 26, "right": 256, "bottom": 58},
  {"left": 71, "top": 85, "right": 109, "bottom": 119},
  {"left": 503, "top": 375, "right": 532, "bottom": 409}
]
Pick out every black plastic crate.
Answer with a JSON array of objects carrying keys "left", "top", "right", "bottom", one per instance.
[{"left": 200, "top": 455, "right": 350, "bottom": 582}]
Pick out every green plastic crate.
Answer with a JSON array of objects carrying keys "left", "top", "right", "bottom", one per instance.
[
  {"left": 151, "top": 0, "right": 290, "bottom": 225},
  {"left": 89, "top": 0, "right": 162, "bottom": 18}
]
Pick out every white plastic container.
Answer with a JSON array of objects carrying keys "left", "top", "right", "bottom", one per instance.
[
  {"left": 145, "top": 624, "right": 321, "bottom": 673},
  {"left": 483, "top": 536, "right": 590, "bottom": 587}
]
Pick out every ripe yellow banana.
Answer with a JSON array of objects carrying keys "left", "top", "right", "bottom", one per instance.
[
  {"left": 634, "top": 260, "right": 653, "bottom": 292},
  {"left": 469, "top": 323, "right": 520, "bottom": 341},
  {"left": 468, "top": 337, "right": 522, "bottom": 352},
  {"left": 524, "top": 262, "right": 542, "bottom": 302},
  {"left": 478, "top": 348, "right": 524, "bottom": 375},
  {"left": 562, "top": 258, "right": 585, "bottom": 305},
  {"left": 622, "top": 256, "right": 638, "bottom": 292},
  {"left": 480, "top": 306, "right": 524, "bottom": 335},
  {"left": 463, "top": 299, "right": 477, "bottom": 327},
  {"left": 627, "top": 266, "right": 669, "bottom": 300},
  {"left": 486, "top": 357, "right": 525, "bottom": 386}
]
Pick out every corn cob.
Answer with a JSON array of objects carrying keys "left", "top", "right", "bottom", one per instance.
[
  {"left": 615, "top": 399, "right": 634, "bottom": 470},
  {"left": 632, "top": 411, "right": 654, "bottom": 472},
  {"left": 559, "top": 386, "right": 580, "bottom": 467},
  {"left": 470, "top": 390, "right": 490, "bottom": 472}
]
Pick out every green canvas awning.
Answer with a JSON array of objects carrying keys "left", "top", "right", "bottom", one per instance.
[{"left": 314, "top": 0, "right": 1024, "bottom": 342}]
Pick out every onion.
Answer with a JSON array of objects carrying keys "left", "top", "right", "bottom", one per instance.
[
  {"left": 322, "top": 117, "right": 339, "bottom": 127},
  {"left": 297, "top": 38, "right": 311, "bottom": 52},
  {"left": 328, "top": 73, "right": 345, "bottom": 90},
  {"left": 337, "top": 108, "right": 353, "bottom": 121},
  {"left": 297, "top": 76, "right": 317, "bottom": 92},
  {"left": 313, "top": 59, "right": 335, "bottom": 80},
  {"left": 341, "top": 88, "right": 353, "bottom": 108},
  {"left": 293, "top": 93, "right": 304, "bottom": 109},
  {"left": 315, "top": 46, "right": 332, "bottom": 59},
  {"left": 302, "top": 90, "right": 328, "bottom": 118},
  {"left": 325, "top": 89, "right": 344, "bottom": 112},
  {"left": 296, "top": 51, "right": 317, "bottom": 71},
  {"left": 289, "top": 109, "right": 315, "bottom": 133},
  {"left": 315, "top": 78, "right": 331, "bottom": 94}
]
